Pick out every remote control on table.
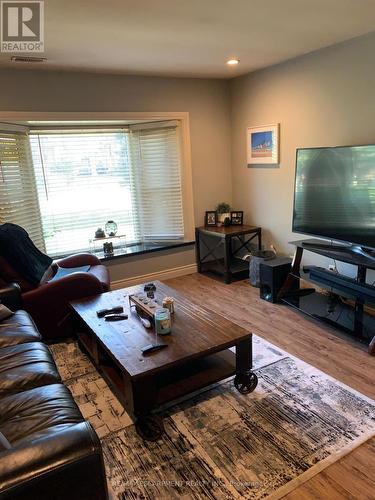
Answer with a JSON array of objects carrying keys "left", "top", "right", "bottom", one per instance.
[
  {"left": 96, "top": 306, "right": 124, "bottom": 318},
  {"left": 104, "top": 314, "right": 128, "bottom": 321},
  {"left": 141, "top": 343, "right": 167, "bottom": 355}
]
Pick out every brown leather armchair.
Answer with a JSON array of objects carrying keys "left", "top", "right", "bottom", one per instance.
[{"left": 0, "top": 252, "right": 110, "bottom": 340}]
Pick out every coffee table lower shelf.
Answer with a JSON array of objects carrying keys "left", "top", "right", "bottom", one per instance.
[
  {"left": 155, "top": 349, "right": 236, "bottom": 404},
  {"left": 77, "top": 329, "right": 258, "bottom": 441},
  {"left": 78, "top": 330, "right": 236, "bottom": 402}
]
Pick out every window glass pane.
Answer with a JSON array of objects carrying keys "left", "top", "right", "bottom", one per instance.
[
  {"left": 30, "top": 131, "right": 139, "bottom": 256},
  {"left": 29, "top": 122, "right": 185, "bottom": 257}
]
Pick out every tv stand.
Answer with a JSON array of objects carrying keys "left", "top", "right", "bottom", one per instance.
[
  {"left": 279, "top": 239, "right": 375, "bottom": 355},
  {"left": 302, "top": 241, "right": 349, "bottom": 252},
  {"left": 302, "top": 240, "right": 375, "bottom": 263}
]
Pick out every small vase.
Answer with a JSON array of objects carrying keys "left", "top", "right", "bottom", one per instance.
[
  {"left": 95, "top": 228, "right": 105, "bottom": 239},
  {"left": 105, "top": 220, "right": 118, "bottom": 237},
  {"left": 218, "top": 213, "right": 230, "bottom": 224}
]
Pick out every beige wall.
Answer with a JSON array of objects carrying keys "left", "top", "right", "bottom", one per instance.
[
  {"left": 0, "top": 69, "right": 232, "bottom": 281},
  {"left": 230, "top": 32, "right": 375, "bottom": 272},
  {"left": 107, "top": 245, "right": 196, "bottom": 283},
  {"left": 3, "top": 31, "right": 374, "bottom": 280}
]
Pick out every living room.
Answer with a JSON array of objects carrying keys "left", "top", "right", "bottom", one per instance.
[{"left": 0, "top": 1, "right": 375, "bottom": 499}]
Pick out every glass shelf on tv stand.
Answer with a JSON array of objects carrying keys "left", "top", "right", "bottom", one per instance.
[
  {"left": 282, "top": 239, "right": 375, "bottom": 352},
  {"left": 291, "top": 239, "right": 375, "bottom": 271}
]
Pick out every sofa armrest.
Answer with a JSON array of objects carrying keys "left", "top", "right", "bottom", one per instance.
[
  {"left": 0, "top": 422, "right": 108, "bottom": 500},
  {"left": 54, "top": 253, "right": 102, "bottom": 268},
  {"left": 24, "top": 272, "right": 103, "bottom": 305},
  {"left": 22, "top": 273, "right": 105, "bottom": 339},
  {"left": 0, "top": 283, "right": 22, "bottom": 311}
]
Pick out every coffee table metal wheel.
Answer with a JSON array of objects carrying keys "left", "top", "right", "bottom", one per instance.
[
  {"left": 234, "top": 372, "right": 258, "bottom": 394},
  {"left": 135, "top": 415, "right": 165, "bottom": 441}
]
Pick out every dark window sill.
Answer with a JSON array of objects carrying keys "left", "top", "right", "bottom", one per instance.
[{"left": 96, "top": 240, "right": 195, "bottom": 262}]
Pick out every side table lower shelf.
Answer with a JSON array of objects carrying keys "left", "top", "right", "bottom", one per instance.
[{"left": 199, "top": 257, "right": 250, "bottom": 282}]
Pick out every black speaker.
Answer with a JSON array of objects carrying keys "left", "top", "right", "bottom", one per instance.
[{"left": 259, "top": 257, "right": 295, "bottom": 303}]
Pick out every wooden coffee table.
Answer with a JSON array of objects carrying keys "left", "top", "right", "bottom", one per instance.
[{"left": 70, "top": 281, "right": 258, "bottom": 440}]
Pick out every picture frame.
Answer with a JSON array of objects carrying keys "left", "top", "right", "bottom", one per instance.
[
  {"left": 205, "top": 211, "right": 217, "bottom": 226},
  {"left": 247, "top": 123, "right": 279, "bottom": 166},
  {"left": 230, "top": 211, "right": 243, "bottom": 225}
]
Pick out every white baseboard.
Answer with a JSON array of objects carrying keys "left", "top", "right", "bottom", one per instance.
[{"left": 111, "top": 263, "right": 197, "bottom": 290}]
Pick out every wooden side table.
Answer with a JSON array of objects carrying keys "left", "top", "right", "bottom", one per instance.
[{"left": 195, "top": 225, "right": 262, "bottom": 284}]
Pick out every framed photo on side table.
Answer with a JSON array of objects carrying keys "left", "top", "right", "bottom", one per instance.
[
  {"left": 230, "top": 211, "right": 243, "bottom": 225},
  {"left": 247, "top": 123, "right": 279, "bottom": 166},
  {"left": 205, "top": 211, "right": 217, "bottom": 226}
]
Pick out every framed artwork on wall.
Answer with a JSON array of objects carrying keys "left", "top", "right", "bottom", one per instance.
[{"left": 247, "top": 123, "right": 279, "bottom": 166}]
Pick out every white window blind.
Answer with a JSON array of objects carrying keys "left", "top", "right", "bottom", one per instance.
[
  {"left": 29, "top": 130, "right": 140, "bottom": 256},
  {"left": 129, "top": 121, "right": 184, "bottom": 240},
  {"left": 0, "top": 131, "right": 45, "bottom": 250},
  {"left": 28, "top": 122, "right": 184, "bottom": 257}
]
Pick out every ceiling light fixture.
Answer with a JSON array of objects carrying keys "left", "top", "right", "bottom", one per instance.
[{"left": 226, "top": 58, "right": 239, "bottom": 66}]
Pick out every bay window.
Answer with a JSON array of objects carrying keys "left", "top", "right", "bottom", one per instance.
[{"left": 0, "top": 120, "right": 186, "bottom": 257}]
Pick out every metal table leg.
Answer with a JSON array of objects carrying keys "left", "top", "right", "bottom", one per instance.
[{"left": 234, "top": 336, "right": 258, "bottom": 394}]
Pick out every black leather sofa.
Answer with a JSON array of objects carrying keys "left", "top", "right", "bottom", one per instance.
[{"left": 0, "top": 284, "right": 108, "bottom": 500}]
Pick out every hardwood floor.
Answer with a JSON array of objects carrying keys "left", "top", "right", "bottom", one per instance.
[{"left": 166, "top": 273, "right": 375, "bottom": 500}]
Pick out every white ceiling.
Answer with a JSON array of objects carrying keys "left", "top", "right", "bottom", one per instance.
[{"left": 1, "top": 0, "right": 375, "bottom": 78}]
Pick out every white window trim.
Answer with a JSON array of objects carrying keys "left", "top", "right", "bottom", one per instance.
[{"left": 0, "top": 112, "right": 196, "bottom": 242}]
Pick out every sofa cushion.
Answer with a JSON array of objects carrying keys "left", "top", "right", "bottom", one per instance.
[
  {"left": 0, "top": 384, "right": 83, "bottom": 447},
  {"left": 0, "top": 343, "right": 61, "bottom": 397},
  {"left": 0, "top": 310, "right": 41, "bottom": 348}
]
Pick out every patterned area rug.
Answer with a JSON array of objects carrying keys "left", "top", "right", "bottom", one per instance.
[{"left": 50, "top": 336, "right": 375, "bottom": 499}]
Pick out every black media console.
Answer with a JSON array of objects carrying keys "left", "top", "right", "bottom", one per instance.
[{"left": 278, "top": 239, "right": 375, "bottom": 355}]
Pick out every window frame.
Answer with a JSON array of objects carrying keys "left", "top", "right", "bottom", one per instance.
[{"left": 0, "top": 112, "right": 196, "bottom": 253}]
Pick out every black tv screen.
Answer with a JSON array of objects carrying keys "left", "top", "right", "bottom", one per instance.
[{"left": 293, "top": 145, "right": 375, "bottom": 249}]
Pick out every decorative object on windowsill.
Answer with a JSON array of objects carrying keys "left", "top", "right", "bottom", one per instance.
[
  {"left": 247, "top": 123, "right": 280, "bottom": 167},
  {"left": 162, "top": 296, "right": 175, "bottom": 315},
  {"left": 103, "top": 242, "right": 114, "bottom": 256},
  {"left": 230, "top": 211, "right": 244, "bottom": 225},
  {"left": 216, "top": 202, "right": 231, "bottom": 226},
  {"left": 155, "top": 307, "right": 172, "bottom": 335},
  {"left": 105, "top": 220, "right": 118, "bottom": 237},
  {"left": 90, "top": 234, "right": 126, "bottom": 257},
  {"left": 95, "top": 227, "right": 105, "bottom": 239},
  {"left": 205, "top": 211, "right": 218, "bottom": 227}
]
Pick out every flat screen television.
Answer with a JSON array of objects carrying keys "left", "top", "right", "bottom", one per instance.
[{"left": 293, "top": 145, "right": 375, "bottom": 250}]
